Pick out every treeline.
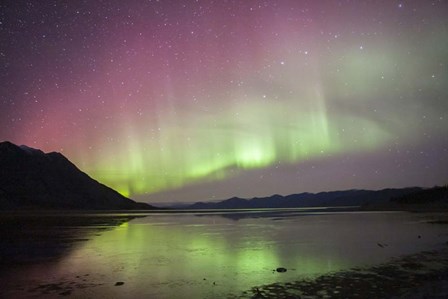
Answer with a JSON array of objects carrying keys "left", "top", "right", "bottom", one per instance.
[{"left": 391, "top": 185, "right": 448, "bottom": 204}]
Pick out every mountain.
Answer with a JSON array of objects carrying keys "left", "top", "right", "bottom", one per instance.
[
  {"left": 386, "top": 185, "right": 448, "bottom": 211},
  {"left": 0, "top": 141, "right": 154, "bottom": 210},
  {"left": 187, "top": 187, "right": 423, "bottom": 210}
]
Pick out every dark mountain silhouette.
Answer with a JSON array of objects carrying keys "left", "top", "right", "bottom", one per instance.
[
  {"left": 0, "top": 141, "right": 154, "bottom": 210},
  {"left": 391, "top": 185, "right": 448, "bottom": 204},
  {"left": 187, "top": 187, "right": 423, "bottom": 210},
  {"left": 385, "top": 185, "right": 448, "bottom": 210}
]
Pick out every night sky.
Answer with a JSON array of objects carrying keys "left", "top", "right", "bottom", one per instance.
[{"left": 1, "top": 0, "right": 447, "bottom": 203}]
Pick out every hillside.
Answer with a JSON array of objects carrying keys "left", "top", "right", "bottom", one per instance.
[
  {"left": 385, "top": 185, "right": 448, "bottom": 211},
  {"left": 0, "top": 141, "right": 154, "bottom": 210}
]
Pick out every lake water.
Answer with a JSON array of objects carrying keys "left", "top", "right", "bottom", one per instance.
[{"left": 2, "top": 209, "right": 448, "bottom": 298}]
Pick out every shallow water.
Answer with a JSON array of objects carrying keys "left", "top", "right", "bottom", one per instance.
[{"left": 2, "top": 210, "right": 448, "bottom": 298}]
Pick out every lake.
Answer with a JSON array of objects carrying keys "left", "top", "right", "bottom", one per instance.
[{"left": 1, "top": 209, "right": 448, "bottom": 298}]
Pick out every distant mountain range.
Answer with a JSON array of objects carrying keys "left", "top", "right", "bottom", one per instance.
[
  {"left": 0, "top": 141, "right": 154, "bottom": 210},
  {"left": 2, "top": 141, "right": 445, "bottom": 211},
  {"left": 187, "top": 187, "right": 428, "bottom": 210},
  {"left": 389, "top": 185, "right": 448, "bottom": 208}
]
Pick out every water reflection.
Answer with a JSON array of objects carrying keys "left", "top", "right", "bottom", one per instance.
[
  {"left": 0, "top": 212, "right": 141, "bottom": 266},
  {"left": 1, "top": 211, "right": 447, "bottom": 298},
  {"left": 192, "top": 206, "right": 357, "bottom": 221}
]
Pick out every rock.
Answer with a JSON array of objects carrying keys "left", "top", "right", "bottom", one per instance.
[
  {"left": 115, "top": 282, "right": 124, "bottom": 286},
  {"left": 276, "top": 267, "right": 287, "bottom": 273}
]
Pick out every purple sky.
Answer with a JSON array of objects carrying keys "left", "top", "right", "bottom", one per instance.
[{"left": 1, "top": 0, "right": 447, "bottom": 203}]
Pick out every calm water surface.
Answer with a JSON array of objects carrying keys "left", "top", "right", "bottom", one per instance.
[{"left": 3, "top": 210, "right": 448, "bottom": 298}]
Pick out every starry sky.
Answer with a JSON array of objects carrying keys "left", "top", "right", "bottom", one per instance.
[{"left": 1, "top": 0, "right": 447, "bottom": 203}]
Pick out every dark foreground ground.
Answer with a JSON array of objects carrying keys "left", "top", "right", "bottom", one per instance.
[
  {"left": 233, "top": 247, "right": 448, "bottom": 299},
  {"left": 232, "top": 212, "right": 448, "bottom": 299}
]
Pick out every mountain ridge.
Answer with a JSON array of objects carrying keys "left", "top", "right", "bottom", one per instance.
[
  {"left": 186, "top": 187, "right": 425, "bottom": 210},
  {"left": 0, "top": 141, "right": 155, "bottom": 210}
]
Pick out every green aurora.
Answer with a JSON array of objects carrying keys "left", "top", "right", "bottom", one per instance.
[{"left": 1, "top": 1, "right": 447, "bottom": 202}]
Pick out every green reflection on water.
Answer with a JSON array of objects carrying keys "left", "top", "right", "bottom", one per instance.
[
  {"left": 6, "top": 212, "right": 444, "bottom": 299},
  {"left": 65, "top": 215, "right": 348, "bottom": 298}
]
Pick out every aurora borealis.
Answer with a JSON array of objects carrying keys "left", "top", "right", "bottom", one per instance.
[{"left": 1, "top": 1, "right": 447, "bottom": 203}]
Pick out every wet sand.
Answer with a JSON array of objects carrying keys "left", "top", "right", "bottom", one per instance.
[
  {"left": 231, "top": 212, "right": 448, "bottom": 299},
  {"left": 235, "top": 247, "right": 448, "bottom": 299}
]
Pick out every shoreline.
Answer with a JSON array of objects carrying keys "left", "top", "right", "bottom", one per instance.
[
  {"left": 234, "top": 246, "right": 448, "bottom": 299},
  {"left": 1, "top": 210, "right": 447, "bottom": 298},
  {"left": 1, "top": 203, "right": 447, "bottom": 215}
]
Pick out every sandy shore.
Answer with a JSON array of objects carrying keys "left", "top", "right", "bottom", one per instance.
[{"left": 234, "top": 247, "right": 448, "bottom": 299}]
